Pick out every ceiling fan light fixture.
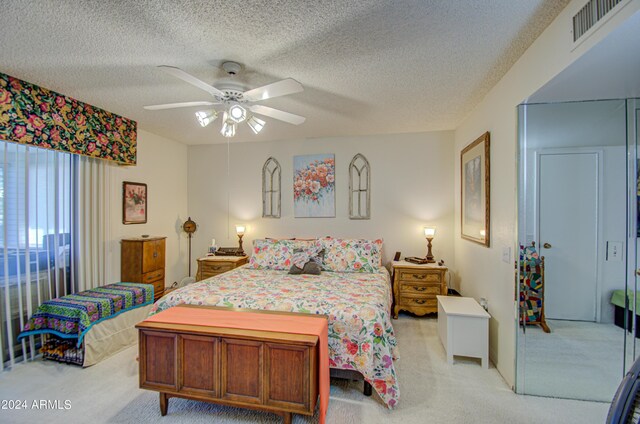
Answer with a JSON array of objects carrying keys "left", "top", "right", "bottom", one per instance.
[
  {"left": 195, "top": 110, "right": 217, "bottom": 127},
  {"left": 247, "top": 116, "right": 265, "bottom": 134},
  {"left": 221, "top": 113, "right": 236, "bottom": 138},
  {"left": 229, "top": 104, "right": 247, "bottom": 123}
]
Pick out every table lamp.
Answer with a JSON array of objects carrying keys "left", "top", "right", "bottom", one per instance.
[
  {"left": 235, "top": 225, "right": 246, "bottom": 255},
  {"left": 424, "top": 227, "right": 436, "bottom": 263}
]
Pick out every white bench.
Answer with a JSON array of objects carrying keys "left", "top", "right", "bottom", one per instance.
[{"left": 437, "top": 295, "right": 490, "bottom": 368}]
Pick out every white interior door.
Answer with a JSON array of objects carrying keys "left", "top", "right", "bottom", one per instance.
[{"left": 538, "top": 152, "right": 599, "bottom": 321}]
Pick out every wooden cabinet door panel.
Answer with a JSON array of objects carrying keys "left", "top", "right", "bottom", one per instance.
[
  {"left": 221, "top": 339, "right": 263, "bottom": 404},
  {"left": 179, "top": 335, "right": 219, "bottom": 397},
  {"left": 142, "top": 239, "right": 165, "bottom": 273},
  {"left": 264, "top": 343, "right": 310, "bottom": 411},
  {"left": 140, "top": 330, "right": 177, "bottom": 391}
]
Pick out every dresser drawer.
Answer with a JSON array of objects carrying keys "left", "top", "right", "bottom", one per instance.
[
  {"left": 143, "top": 269, "right": 165, "bottom": 283},
  {"left": 399, "top": 296, "right": 437, "bottom": 309},
  {"left": 400, "top": 283, "right": 442, "bottom": 297},
  {"left": 398, "top": 270, "right": 441, "bottom": 283}
]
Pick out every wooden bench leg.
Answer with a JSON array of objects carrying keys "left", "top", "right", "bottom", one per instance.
[
  {"left": 282, "top": 411, "right": 292, "bottom": 424},
  {"left": 159, "top": 392, "right": 168, "bottom": 416},
  {"left": 363, "top": 381, "right": 372, "bottom": 396}
]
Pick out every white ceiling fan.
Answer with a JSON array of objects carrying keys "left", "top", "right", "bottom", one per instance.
[{"left": 144, "top": 61, "right": 306, "bottom": 137}]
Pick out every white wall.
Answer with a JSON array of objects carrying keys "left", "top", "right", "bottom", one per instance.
[
  {"left": 107, "top": 129, "right": 189, "bottom": 288},
  {"left": 453, "top": 0, "right": 640, "bottom": 387},
  {"left": 187, "top": 131, "right": 455, "bottom": 279}
]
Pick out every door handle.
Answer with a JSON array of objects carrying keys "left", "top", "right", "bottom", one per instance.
[
  {"left": 543, "top": 243, "right": 552, "bottom": 249},
  {"left": 636, "top": 269, "right": 640, "bottom": 276}
]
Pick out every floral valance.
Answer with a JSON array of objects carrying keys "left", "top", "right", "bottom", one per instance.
[{"left": 0, "top": 72, "right": 136, "bottom": 165}]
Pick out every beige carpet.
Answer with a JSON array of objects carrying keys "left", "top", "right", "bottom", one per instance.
[
  {"left": 519, "top": 319, "right": 627, "bottom": 401},
  {"left": 0, "top": 315, "right": 610, "bottom": 423}
]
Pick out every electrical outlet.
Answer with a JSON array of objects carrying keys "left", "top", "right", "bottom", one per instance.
[{"left": 502, "top": 247, "right": 511, "bottom": 263}]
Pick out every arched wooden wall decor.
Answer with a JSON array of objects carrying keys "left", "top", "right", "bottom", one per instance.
[
  {"left": 262, "top": 157, "right": 281, "bottom": 218},
  {"left": 349, "top": 153, "right": 370, "bottom": 219}
]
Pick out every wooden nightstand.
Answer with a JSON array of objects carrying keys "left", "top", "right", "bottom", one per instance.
[
  {"left": 391, "top": 260, "right": 448, "bottom": 319},
  {"left": 196, "top": 256, "right": 248, "bottom": 281}
]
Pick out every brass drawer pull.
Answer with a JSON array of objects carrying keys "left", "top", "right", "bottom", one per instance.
[
  {"left": 412, "top": 274, "right": 426, "bottom": 279},
  {"left": 414, "top": 299, "right": 427, "bottom": 304},
  {"left": 413, "top": 286, "right": 427, "bottom": 292},
  {"left": 153, "top": 252, "right": 158, "bottom": 258}
]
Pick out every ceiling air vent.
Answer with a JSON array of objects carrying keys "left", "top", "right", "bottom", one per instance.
[{"left": 573, "top": 0, "right": 623, "bottom": 42}]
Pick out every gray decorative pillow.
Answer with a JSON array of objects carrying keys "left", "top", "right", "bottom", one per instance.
[{"left": 288, "top": 260, "right": 322, "bottom": 275}]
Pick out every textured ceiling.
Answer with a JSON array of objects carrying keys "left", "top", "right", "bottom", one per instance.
[{"left": 0, "top": 0, "right": 569, "bottom": 145}]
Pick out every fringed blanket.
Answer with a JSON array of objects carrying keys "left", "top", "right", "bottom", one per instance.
[{"left": 18, "top": 282, "right": 154, "bottom": 346}]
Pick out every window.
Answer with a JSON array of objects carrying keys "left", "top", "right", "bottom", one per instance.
[
  {"left": 262, "top": 157, "right": 281, "bottom": 218},
  {"left": 0, "top": 140, "right": 74, "bottom": 366},
  {"left": 349, "top": 153, "right": 371, "bottom": 219}
]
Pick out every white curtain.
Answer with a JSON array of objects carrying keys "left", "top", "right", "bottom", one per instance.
[
  {"left": 0, "top": 142, "right": 113, "bottom": 368},
  {"left": 75, "top": 156, "right": 112, "bottom": 292},
  {"left": 1, "top": 141, "right": 73, "bottom": 367}
]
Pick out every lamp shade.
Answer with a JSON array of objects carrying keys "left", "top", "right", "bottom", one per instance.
[
  {"left": 247, "top": 116, "right": 265, "bottom": 134},
  {"left": 195, "top": 110, "right": 217, "bottom": 127},
  {"left": 229, "top": 104, "right": 247, "bottom": 123},
  {"left": 424, "top": 227, "right": 436, "bottom": 238},
  {"left": 235, "top": 225, "right": 246, "bottom": 236}
]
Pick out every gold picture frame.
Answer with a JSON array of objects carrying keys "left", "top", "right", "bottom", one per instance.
[{"left": 461, "top": 132, "right": 490, "bottom": 246}]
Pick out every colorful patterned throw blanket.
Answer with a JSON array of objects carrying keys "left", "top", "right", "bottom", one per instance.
[{"left": 18, "top": 283, "right": 153, "bottom": 346}]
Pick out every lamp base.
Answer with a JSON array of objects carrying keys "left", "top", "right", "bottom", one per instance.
[
  {"left": 237, "top": 234, "right": 244, "bottom": 256},
  {"left": 425, "top": 237, "right": 436, "bottom": 263}
]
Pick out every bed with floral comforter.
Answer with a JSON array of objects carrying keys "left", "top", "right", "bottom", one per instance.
[{"left": 150, "top": 265, "right": 399, "bottom": 408}]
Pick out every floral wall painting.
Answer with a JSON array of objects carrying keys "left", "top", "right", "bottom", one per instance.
[
  {"left": 294, "top": 154, "right": 335, "bottom": 218},
  {"left": 122, "top": 181, "right": 147, "bottom": 224},
  {"left": 461, "top": 132, "right": 490, "bottom": 246}
]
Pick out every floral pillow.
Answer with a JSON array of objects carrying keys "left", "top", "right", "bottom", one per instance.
[
  {"left": 249, "top": 239, "right": 297, "bottom": 270},
  {"left": 319, "top": 237, "right": 383, "bottom": 273}
]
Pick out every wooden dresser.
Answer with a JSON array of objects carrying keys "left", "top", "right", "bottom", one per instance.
[
  {"left": 196, "top": 256, "right": 248, "bottom": 281},
  {"left": 121, "top": 237, "right": 166, "bottom": 301},
  {"left": 391, "top": 260, "right": 447, "bottom": 319}
]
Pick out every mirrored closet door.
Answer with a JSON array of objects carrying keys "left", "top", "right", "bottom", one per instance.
[{"left": 516, "top": 98, "right": 640, "bottom": 401}]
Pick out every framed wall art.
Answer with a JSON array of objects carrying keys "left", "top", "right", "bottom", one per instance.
[
  {"left": 461, "top": 132, "right": 490, "bottom": 246},
  {"left": 293, "top": 154, "right": 335, "bottom": 218},
  {"left": 122, "top": 181, "right": 147, "bottom": 224}
]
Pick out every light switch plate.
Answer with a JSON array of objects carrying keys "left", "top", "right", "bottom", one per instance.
[
  {"left": 502, "top": 247, "right": 511, "bottom": 263},
  {"left": 607, "top": 241, "right": 623, "bottom": 262}
]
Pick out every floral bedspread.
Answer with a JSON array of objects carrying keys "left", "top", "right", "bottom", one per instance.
[{"left": 151, "top": 266, "right": 400, "bottom": 407}]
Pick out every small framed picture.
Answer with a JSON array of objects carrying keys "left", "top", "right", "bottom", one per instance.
[{"left": 122, "top": 181, "right": 147, "bottom": 224}]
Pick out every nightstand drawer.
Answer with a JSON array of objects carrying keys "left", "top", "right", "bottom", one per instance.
[
  {"left": 143, "top": 269, "right": 165, "bottom": 283},
  {"left": 400, "top": 283, "right": 442, "bottom": 296},
  {"left": 398, "top": 270, "right": 441, "bottom": 283},
  {"left": 399, "top": 296, "right": 437, "bottom": 308},
  {"left": 201, "top": 263, "right": 234, "bottom": 273}
]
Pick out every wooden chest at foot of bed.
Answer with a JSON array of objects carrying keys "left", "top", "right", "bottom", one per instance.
[{"left": 136, "top": 312, "right": 319, "bottom": 423}]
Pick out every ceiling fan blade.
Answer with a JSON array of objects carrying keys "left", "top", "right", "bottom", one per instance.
[
  {"left": 249, "top": 105, "right": 306, "bottom": 125},
  {"left": 143, "top": 101, "right": 217, "bottom": 111},
  {"left": 243, "top": 78, "right": 303, "bottom": 102},
  {"left": 158, "top": 65, "right": 226, "bottom": 99}
]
